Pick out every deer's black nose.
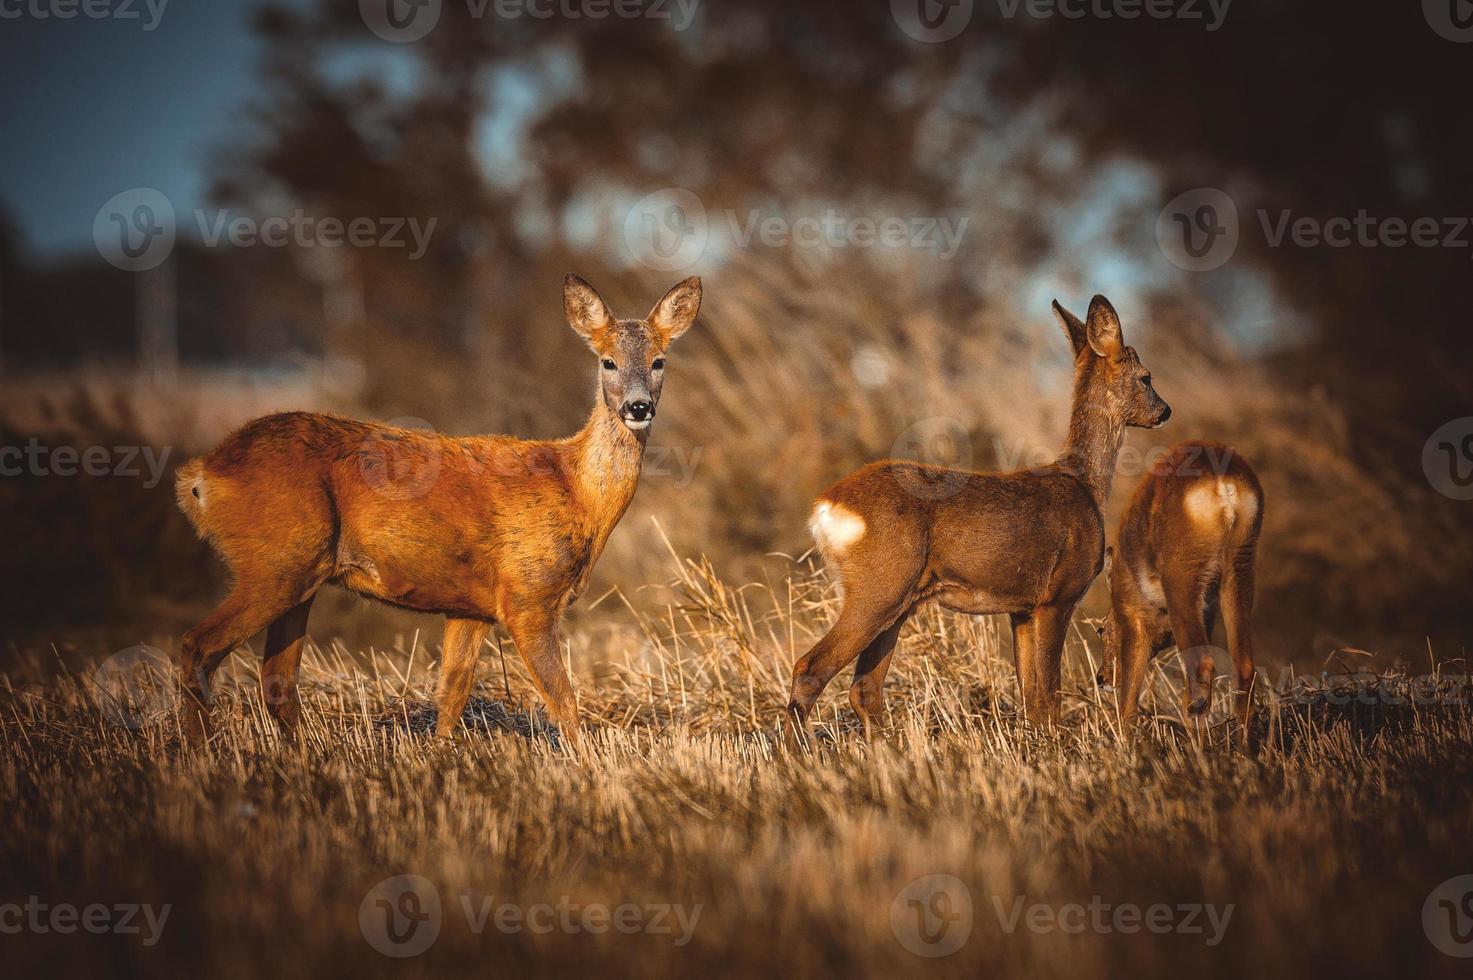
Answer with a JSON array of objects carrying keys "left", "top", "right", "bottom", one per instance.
[
  {"left": 625, "top": 399, "right": 653, "bottom": 421},
  {"left": 1159, "top": 404, "right": 1172, "bottom": 423}
]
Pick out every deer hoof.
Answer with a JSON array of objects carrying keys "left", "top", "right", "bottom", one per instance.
[{"left": 1188, "top": 697, "right": 1209, "bottom": 716}]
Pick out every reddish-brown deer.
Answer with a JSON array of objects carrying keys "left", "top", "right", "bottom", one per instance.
[
  {"left": 788, "top": 296, "right": 1169, "bottom": 739},
  {"left": 1097, "top": 441, "right": 1263, "bottom": 736},
  {"left": 173, "top": 274, "right": 701, "bottom": 742}
]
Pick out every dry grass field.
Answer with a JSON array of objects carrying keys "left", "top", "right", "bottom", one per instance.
[{"left": 4, "top": 550, "right": 1472, "bottom": 978}]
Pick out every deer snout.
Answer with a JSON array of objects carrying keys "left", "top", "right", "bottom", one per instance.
[
  {"left": 622, "top": 399, "right": 654, "bottom": 428},
  {"left": 1154, "top": 402, "right": 1172, "bottom": 427}
]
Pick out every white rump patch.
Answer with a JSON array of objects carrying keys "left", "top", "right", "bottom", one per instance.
[
  {"left": 809, "top": 500, "right": 866, "bottom": 556},
  {"left": 1183, "top": 478, "right": 1257, "bottom": 528}
]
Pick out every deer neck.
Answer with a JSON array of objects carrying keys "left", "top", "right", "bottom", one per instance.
[
  {"left": 1056, "top": 367, "right": 1125, "bottom": 511},
  {"left": 566, "top": 403, "right": 647, "bottom": 535}
]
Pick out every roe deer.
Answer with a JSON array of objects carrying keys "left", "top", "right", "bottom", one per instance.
[
  {"left": 173, "top": 274, "right": 701, "bottom": 742},
  {"left": 787, "top": 296, "right": 1169, "bottom": 738},
  {"left": 1097, "top": 440, "right": 1263, "bottom": 736}
]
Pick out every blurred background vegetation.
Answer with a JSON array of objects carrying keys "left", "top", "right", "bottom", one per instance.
[{"left": 1, "top": 0, "right": 1469, "bottom": 665}]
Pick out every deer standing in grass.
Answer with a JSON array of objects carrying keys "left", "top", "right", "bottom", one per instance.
[
  {"left": 788, "top": 296, "right": 1169, "bottom": 738},
  {"left": 1097, "top": 441, "right": 1263, "bottom": 736},
  {"left": 173, "top": 274, "right": 701, "bottom": 742}
]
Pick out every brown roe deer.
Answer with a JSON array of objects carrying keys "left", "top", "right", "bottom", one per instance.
[
  {"left": 788, "top": 296, "right": 1170, "bottom": 737},
  {"left": 1098, "top": 441, "right": 1263, "bottom": 734},
  {"left": 173, "top": 274, "right": 701, "bottom": 741}
]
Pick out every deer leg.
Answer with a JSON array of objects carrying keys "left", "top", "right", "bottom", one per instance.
[
  {"left": 1009, "top": 612, "right": 1038, "bottom": 725},
  {"left": 260, "top": 597, "right": 314, "bottom": 737},
  {"left": 786, "top": 602, "right": 898, "bottom": 741},
  {"left": 1027, "top": 604, "right": 1074, "bottom": 728},
  {"left": 178, "top": 582, "right": 307, "bottom": 742},
  {"left": 502, "top": 608, "right": 579, "bottom": 741},
  {"left": 1163, "top": 572, "right": 1215, "bottom": 724},
  {"left": 847, "top": 610, "right": 912, "bottom": 740},
  {"left": 1220, "top": 548, "right": 1258, "bottom": 739},
  {"left": 1113, "top": 620, "right": 1151, "bottom": 740},
  {"left": 434, "top": 618, "right": 494, "bottom": 738}
]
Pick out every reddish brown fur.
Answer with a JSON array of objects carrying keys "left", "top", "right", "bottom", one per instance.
[
  {"left": 1100, "top": 441, "right": 1264, "bottom": 737},
  {"left": 788, "top": 297, "right": 1170, "bottom": 737},
  {"left": 174, "top": 274, "right": 701, "bottom": 742}
]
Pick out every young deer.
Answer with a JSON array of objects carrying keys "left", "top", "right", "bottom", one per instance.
[
  {"left": 1097, "top": 441, "right": 1263, "bottom": 735},
  {"left": 788, "top": 296, "right": 1169, "bottom": 738},
  {"left": 173, "top": 274, "right": 701, "bottom": 742}
]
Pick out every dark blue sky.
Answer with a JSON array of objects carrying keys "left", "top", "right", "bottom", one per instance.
[{"left": 0, "top": 0, "right": 286, "bottom": 258}]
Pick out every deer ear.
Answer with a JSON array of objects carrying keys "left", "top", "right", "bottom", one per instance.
[
  {"left": 1085, "top": 294, "right": 1124, "bottom": 358},
  {"left": 648, "top": 276, "right": 701, "bottom": 343},
  {"left": 564, "top": 273, "right": 613, "bottom": 346},
  {"left": 1052, "top": 299, "right": 1087, "bottom": 357}
]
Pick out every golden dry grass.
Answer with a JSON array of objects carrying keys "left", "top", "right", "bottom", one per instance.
[{"left": 4, "top": 551, "right": 1472, "bottom": 978}]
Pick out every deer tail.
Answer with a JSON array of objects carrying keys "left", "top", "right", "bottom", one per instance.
[{"left": 174, "top": 458, "right": 212, "bottom": 539}]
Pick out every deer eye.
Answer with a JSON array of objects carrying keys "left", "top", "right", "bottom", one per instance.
[
  {"left": 1141, "top": 374, "right": 1152, "bottom": 387},
  {"left": 651, "top": 358, "right": 665, "bottom": 370},
  {"left": 601, "top": 359, "right": 617, "bottom": 371}
]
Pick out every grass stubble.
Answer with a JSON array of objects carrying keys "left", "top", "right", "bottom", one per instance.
[{"left": 2, "top": 550, "right": 1471, "bottom": 979}]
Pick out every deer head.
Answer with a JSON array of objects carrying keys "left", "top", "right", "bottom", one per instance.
[
  {"left": 564, "top": 274, "right": 702, "bottom": 433},
  {"left": 1053, "top": 295, "right": 1171, "bottom": 429}
]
